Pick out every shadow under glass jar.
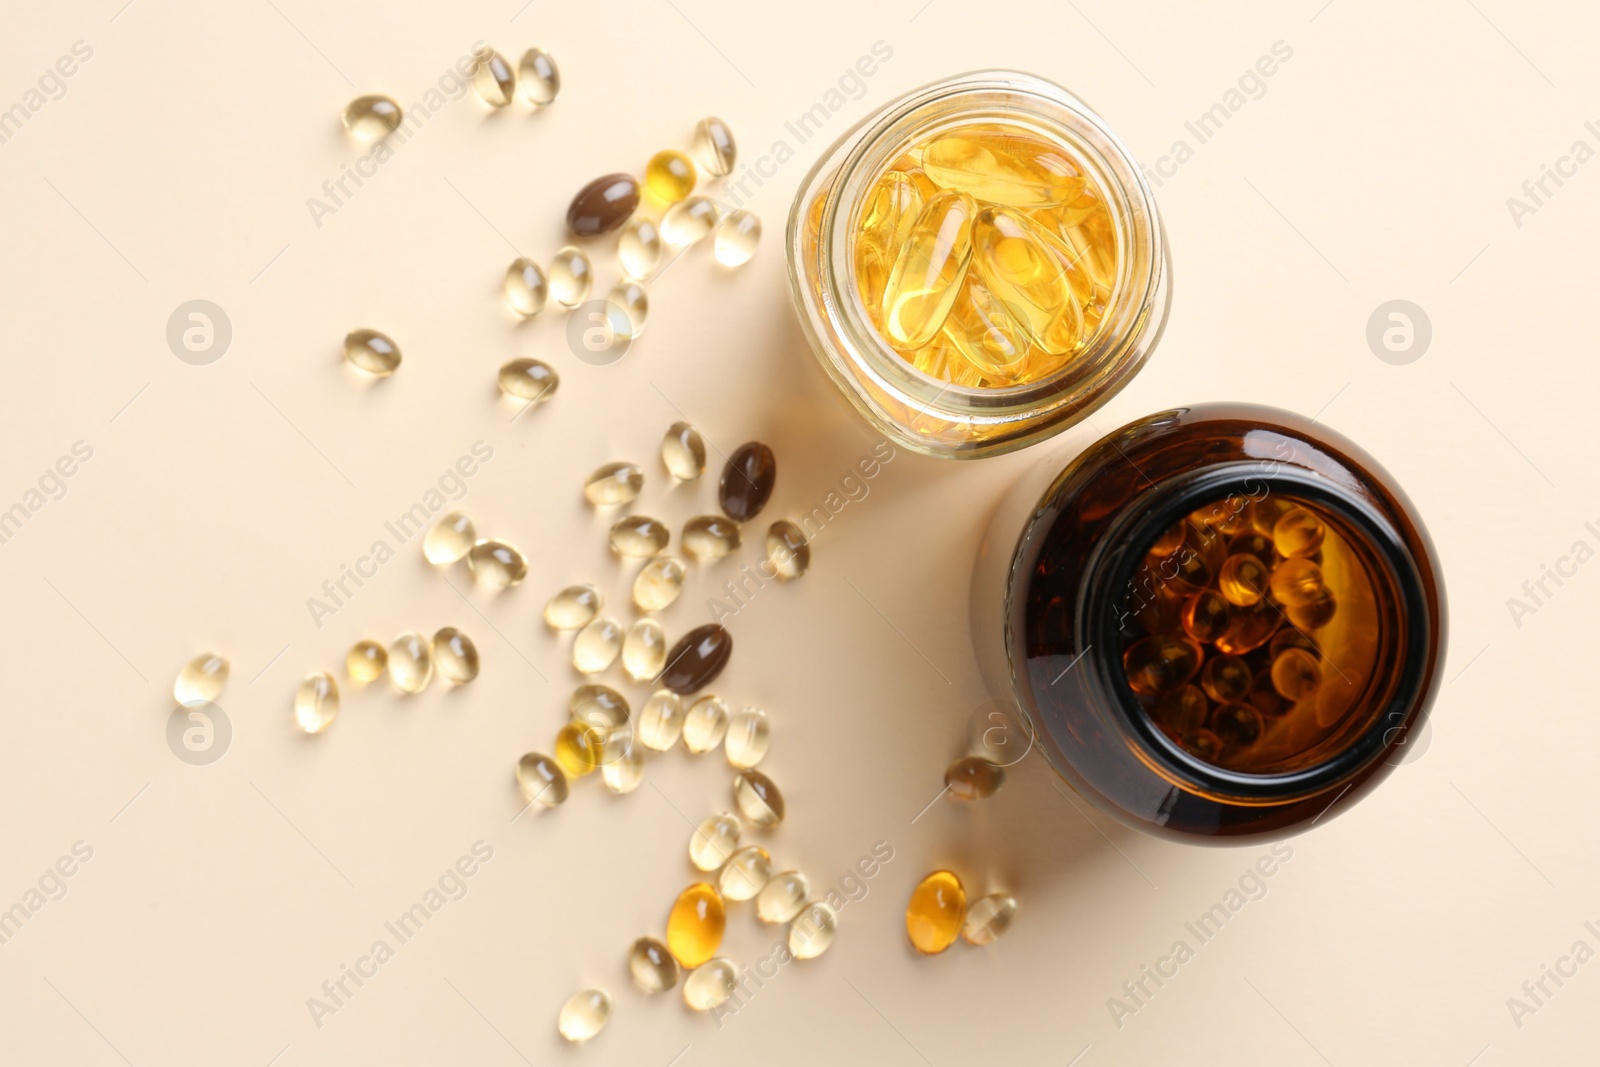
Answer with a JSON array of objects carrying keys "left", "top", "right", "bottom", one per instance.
[
  {"left": 971, "top": 403, "right": 1446, "bottom": 842},
  {"left": 786, "top": 70, "right": 1169, "bottom": 459}
]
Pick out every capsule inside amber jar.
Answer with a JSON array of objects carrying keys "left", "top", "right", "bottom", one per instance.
[{"left": 852, "top": 121, "right": 1118, "bottom": 387}]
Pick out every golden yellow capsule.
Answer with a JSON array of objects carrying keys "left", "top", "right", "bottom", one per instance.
[
  {"left": 645, "top": 149, "right": 697, "bottom": 204},
  {"left": 1218, "top": 553, "right": 1270, "bottom": 607},
  {"left": 666, "top": 883, "right": 725, "bottom": 968},
  {"left": 1200, "top": 655, "right": 1252, "bottom": 704},
  {"left": 1287, "top": 593, "right": 1338, "bottom": 631},
  {"left": 1273, "top": 506, "right": 1327, "bottom": 558},
  {"left": 1251, "top": 497, "right": 1297, "bottom": 539},
  {"left": 1122, "top": 633, "right": 1203, "bottom": 696},
  {"left": 1180, "top": 590, "right": 1231, "bottom": 644},
  {"left": 971, "top": 207, "right": 1086, "bottom": 355},
  {"left": 941, "top": 276, "right": 1032, "bottom": 381},
  {"left": 1269, "top": 557, "right": 1327, "bottom": 608},
  {"left": 554, "top": 721, "right": 603, "bottom": 778},
  {"left": 1213, "top": 599, "right": 1281, "bottom": 655},
  {"left": 855, "top": 169, "right": 924, "bottom": 323},
  {"left": 921, "top": 130, "right": 1085, "bottom": 207},
  {"left": 1152, "top": 684, "right": 1208, "bottom": 735},
  {"left": 881, "top": 191, "right": 975, "bottom": 351},
  {"left": 906, "top": 870, "right": 966, "bottom": 955},
  {"left": 345, "top": 640, "right": 386, "bottom": 684},
  {"left": 1271, "top": 647, "right": 1322, "bottom": 701}
]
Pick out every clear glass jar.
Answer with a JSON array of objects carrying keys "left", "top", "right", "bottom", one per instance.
[
  {"left": 971, "top": 404, "right": 1446, "bottom": 842},
  {"left": 786, "top": 69, "right": 1169, "bottom": 459}
]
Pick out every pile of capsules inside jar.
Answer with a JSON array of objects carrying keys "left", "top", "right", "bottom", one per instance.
[
  {"left": 1118, "top": 494, "right": 1380, "bottom": 773},
  {"left": 852, "top": 124, "right": 1119, "bottom": 388}
]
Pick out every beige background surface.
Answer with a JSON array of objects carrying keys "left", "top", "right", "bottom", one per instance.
[{"left": 0, "top": 0, "right": 1592, "bottom": 1063}]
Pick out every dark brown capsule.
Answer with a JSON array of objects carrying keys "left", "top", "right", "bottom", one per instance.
[
  {"left": 718, "top": 441, "right": 776, "bottom": 522},
  {"left": 567, "top": 173, "right": 640, "bottom": 237},
  {"left": 660, "top": 623, "right": 732, "bottom": 694}
]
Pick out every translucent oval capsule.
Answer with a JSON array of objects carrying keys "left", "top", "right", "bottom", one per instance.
[
  {"left": 1272, "top": 648, "right": 1322, "bottom": 701},
  {"left": 503, "top": 257, "right": 548, "bottom": 317},
  {"left": 1201, "top": 655, "right": 1252, "bottom": 704},
  {"left": 667, "top": 884, "right": 726, "bottom": 968},
  {"left": 342, "top": 94, "right": 402, "bottom": 141},
  {"left": 548, "top": 246, "right": 593, "bottom": 307},
  {"left": 1122, "top": 633, "right": 1203, "bottom": 696},
  {"left": 629, "top": 937, "right": 679, "bottom": 994},
  {"left": 471, "top": 48, "right": 516, "bottom": 107},
  {"left": 175, "top": 653, "right": 228, "bottom": 707},
  {"left": 1273, "top": 506, "right": 1326, "bottom": 558},
  {"left": 970, "top": 207, "right": 1086, "bottom": 356},
  {"left": 922, "top": 130, "right": 1085, "bottom": 207},
  {"left": 622, "top": 619, "right": 666, "bottom": 682},
  {"left": 714, "top": 209, "right": 761, "bottom": 267},
  {"left": 719, "top": 845, "right": 772, "bottom": 901},
  {"left": 732, "top": 769, "right": 784, "bottom": 826},
  {"left": 882, "top": 191, "right": 975, "bottom": 351},
  {"left": 942, "top": 277, "right": 1032, "bottom": 381},
  {"left": 557, "top": 987, "right": 610, "bottom": 1043},
  {"left": 573, "top": 617, "right": 623, "bottom": 674},
  {"left": 554, "top": 720, "right": 604, "bottom": 778},
  {"left": 432, "top": 627, "right": 480, "bottom": 684},
  {"left": 607, "top": 280, "right": 649, "bottom": 341},
  {"left": 293, "top": 671, "right": 339, "bottom": 734},
  {"left": 789, "top": 901, "right": 839, "bottom": 959},
  {"left": 571, "top": 683, "right": 629, "bottom": 729},
  {"left": 962, "top": 892, "right": 1018, "bottom": 946},
  {"left": 683, "top": 958, "right": 737, "bottom": 1011},
  {"left": 496, "top": 358, "right": 558, "bottom": 403},
  {"left": 610, "top": 515, "right": 669, "bottom": 557},
  {"left": 683, "top": 515, "right": 741, "bottom": 560},
  {"left": 516, "top": 47, "right": 560, "bottom": 106},
  {"left": 661, "top": 196, "right": 718, "bottom": 246},
  {"left": 689, "top": 812, "right": 741, "bottom": 871},
  {"left": 856, "top": 170, "right": 925, "bottom": 320},
  {"left": 618, "top": 216, "right": 662, "bottom": 280},
  {"left": 756, "top": 870, "right": 810, "bottom": 924},
  {"left": 584, "top": 462, "right": 644, "bottom": 506},
  {"left": 638, "top": 690, "right": 685, "bottom": 751},
  {"left": 1270, "top": 557, "right": 1328, "bottom": 608},
  {"left": 661, "top": 422, "right": 707, "bottom": 481},
  {"left": 545, "top": 584, "right": 602, "bottom": 630},
  {"left": 945, "top": 755, "right": 1004, "bottom": 800},
  {"left": 467, "top": 539, "right": 528, "bottom": 587},
  {"left": 424, "top": 511, "right": 476, "bottom": 565},
  {"left": 601, "top": 735, "right": 644, "bottom": 794},
  {"left": 724, "top": 707, "right": 769, "bottom": 768},
  {"left": 906, "top": 870, "right": 966, "bottom": 954},
  {"left": 645, "top": 149, "right": 697, "bottom": 204},
  {"left": 633, "top": 556, "right": 687, "bottom": 611},
  {"left": 516, "top": 752, "right": 568, "bottom": 807},
  {"left": 343, "top": 328, "right": 401, "bottom": 376},
  {"left": 683, "top": 695, "right": 729, "bottom": 754},
  {"left": 388, "top": 632, "right": 434, "bottom": 693},
  {"left": 345, "top": 640, "right": 386, "bottom": 684},
  {"left": 1218, "top": 552, "right": 1270, "bottom": 607},
  {"left": 766, "top": 521, "right": 810, "bottom": 581},
  {"left": 692, "top": 116, "right": 737, "bottom": 176}
]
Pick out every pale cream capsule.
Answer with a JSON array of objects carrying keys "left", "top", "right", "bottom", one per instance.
[
  {"left": 343, "top": 328, "right": 401, "bottom": 376},
  {"left": 608, "top": 280, "right": 649, "bottom": 341},
  {"left": 545, "top": 584, "right": 602, "bottom": 630},
  {"left": 432, "top": 627, "right": 480, "bottom": 684},
  {"left": 570, "top": 683, "right": 629, "bottom": 729},
  {"left": 345, "top": 640, "right": 386, "bottom": 684},
  {"left": 633, "top": 556, "right": 687, "bottom": 611},
  {"left": 584, "top": 462, "right": 643, "bottom": 506},
  {"left": 556, "top": 987, "right": 610, "bottom": 1043},
  {"left": 174, "top": 653, "right": 229, "bottom": 707},
  {"left": 661, "top": 196, "right": 718, "bottom": 246},
  {"left": 788, "top": 901, "right": 838, "bottom": 959},
  {"left": 516, "top": 48, "right": 560, "bottom": 106},
  {"left": 467, "top": 539, "right": 528, "bottom": 587},
  {"left": 683, "top": 958, "right": 738, "bottom": 1012},
  {"left": 718, "top": 845, "right": 772, "bottom": 902},
  {"left": 693, "top": 116, "right": 737, "bottom": 176},
  {"left": 515, "top": 752, "right": 568, "bottom": 807},
  {"left": 688, "top": 812, "right": 741, "bottom": 871},
  {"left": 622, "top": 618, "right": 666, "bottom": 682},
  {"left": 733, "top": 769, "right": 784, "bottom": 826},
  {"left": 628, "top": 937, "right": 679, "bottom": 994},
  {"left": 572, "top": 617, "right": 623, "bottom": 674},
  {"left": 610, "top": 515, "right": 669, "bottom": 557},
  {"left": 549, "top": 246, "right": 593, "bottom": 307},
  {"left": 294, "top": 671, "right": 339, "bottom": 734},
  {"left": 962, "top": 893, "right": 1018, "bottom": 946},
  {"left": 756, "top": 870, "right": 810, "bottom": 924},
  {"left": 423, "top": 511, "right": 476, "bottom": 565},
  {"left": 471, "top": 48, "right": 516, "bottom": 107},
  {"left": 617, "top": 217, "right": 662, "bottom": 280},
  {"left": 342, "top": 94, "right": 402, "bottom": 141},
  {"left": 662, "top": 422, "right": 707, "bottom": 481},
  {"left": 601, "top": 736, "right": 644, "bottom": 794},
  {"left": 713, "top": 209, "right": 761, "bottom": 267},
  {"left": 724, "top": 707, "right": 770, "bottom": 768},
  {"left": 683, "top": 695, "right": 729, "bottom": 753},
  {"left": 496, "top": 358, "right": 559, "bottom": 403},
  {"left": 638, "top": 690, "right": 685, "bottom": 751},
  {"left": 683, "top": 515, "right": 741, "bottom": 560},
  {"left": 503, "top": 257, "right": 548, "bottom": 317},
  {"left": 388, "top": 632, "right": 434, "bottom": 693},
  {"left": 767, "top": 520, "right": 811, "bottom": 581}
]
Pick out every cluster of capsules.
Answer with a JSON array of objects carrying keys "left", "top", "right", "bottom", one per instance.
[
  {"left": 1120, "top": 496, "right": 1348, "bottom": 771},
  {"left": 854, "top": 126, "right": 1119, "bottom": 388}
]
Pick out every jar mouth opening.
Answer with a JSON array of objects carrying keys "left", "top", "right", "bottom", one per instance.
[
  {"left": 1082, "top": 466, "right": 1433, "bottom": 803},
  {"left": 818, "top": 69, "right": 1167, "bottom": 422}
]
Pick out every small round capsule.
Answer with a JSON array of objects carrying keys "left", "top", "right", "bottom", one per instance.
[
  {"left": 503, "top": 257, "right": 548, "bottom": 317},
  {"left": 516, "top": 752, "right": 568, "bottom": 807},
  {"left": 633, "top": 556, "right": 687, "bottom": 611},
  {"left": 388, "top": 632, "right": 434, "bottom": 694},
  {"left": 1180, "top": 590, "right": 1232, "bottom": 644},
  {"left": 692, "top": 116, "right": 737, "bottom": 176},
  {"left": 608, "top": 280, "right": 649, "bottom": 341},
  {"left": 556, "top": 987, "right": 610, "bottom": 1043},
  {"left": 661, "top": 422, "right": 707, "bottom": 481},
  {"left": 1271, "top": 647, "right": 1323, "bottom": 701},
  {"left": 610, "top": 515, "right": 669, "bottom": 557},
  {"left": 570, "top": 683, "right": 630, "bottom": 729},
  {"left": 467, "top": 539, "right": 528, "bottom": 588},
  {"left": 516, "top": 47, "right": 559, "bottom": 106},
  {"left": 1153, "top": 684, "right": 1209, "bottom": 735},
  {"left": 732, "top": 769, "right": 784, "bottom": 827},
  {"left": 1200, "top": 656, "right": 1252, "bottom": 704},
  {"left": 545, "top": 584, "right": 602, "bottom": 630},
  {"left": 424, "top": 511, "right": 476, "bottom": 565},
  {"left": 622, "top": 618, "right": 666, "bottom": 682},
  {"left": 1122, "top": 633, "right": 1204, "bottom": 696},
  {"left": 718, "top": 845, "right": 772, "bottom": 901},
  {"left": 584, "top": 462, "right": 644, "bottom": 506},
  {"left": 962, "top": 893, "right": 1017, "bottom": 946},
  {"left": 1270, "top": 557, "right": 1328, "bottom": 609},
  {"left": 343, "top": 328, "right": 401, "bottom": 376},
  {"left": 342, "top": 94, "right": 402, "bottom": 141},
  {"left": 944, "top": 755, "right": 1004, "bottom": 800},
  {"left": 638, "top": 690, "right": 685, "bottom": 751},
  {"left": 667, "top": 883, "right": 726, "bottom": 968},
  {"left": 766, "top": 521, "right": 810, "bottom": 581},
  {"left": 645, "top": 149, "right": 697, "bottom": 204},
  {"left": 723, "top": 707, "right": 770, "bottom": 769},
  {"left": 756, "top": 870, "right": 810, "bottom": 924},
  {"left": 548, "top": 246, "right": 593, "bottom": 307},
  {"left": 293, "top": 671, "right": 339, "bottom": 734},
  {"left": 601, "top": 735, "right": 644, "bottom": 794},
  {"left": 906, "top": 871, "right": 966, "bottom": 954},
  {"left": 431, "top": 628, "right": 479, "bottom": 684},
  {"left": 471, "top": 48, "right": 515, "bottom": 107},
  {"left": 661, "top": 196, "right": 718, "bottom": 246},
  {"left": 573, "top": 617, "right": 623, "bottom": 674},
  {"left": 683, "top": 515, "right": 741, "bottom": 560},
  {"left": 1273, "top": 506, "right": 1327, "bottom": 558},
  {"left": 1209, "top": 701, "right": 1264, "bottom": 749},
  {"left": 496, "top": 358, "right": 558, "bottom": 403},
  {"left": 713, "top": 209, "right": 761, "bottom": 267},
  {"left": 618, "top": 217, "right": 662, "bottom": 280},
  {"left": 175, "top": 653, "right": 229, "bottom": 707},
  {"left": 788, "top": 901, "right": 838, "bottom": 960},
  {"left": 554, "top": 720, "right": 604, "bottom": 778},
  {"left": 345, "top": 640, "right": 386, "bottom": 684},
  {"left": 683, "top": 695, "right": 729, "bottom": 753},
  {"left": 1218, "top": 553, "right": 1270, "bottom": 607},
  {"left": 689, "top": 812, "right": 741, "bottom": 871},
  {"left": 628, "top": 937, "right": 678, "bottom": 994},
  {"left": 683, "top": 958, "right": 737, "bottom": 1011}
]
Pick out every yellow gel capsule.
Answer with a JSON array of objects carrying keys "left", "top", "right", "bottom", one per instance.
[
  {"left": 971, "top": 207, "right": 1087, "bottom": 356},
  {"left": 913, "top": 328, "right": 987, "bottom": 388},
  {"left": 1218, "top": 553, "right": 1270, "bottom": 607},
  {"left": 666, "top": 883, "right": 725, "bottom": 968},
  {"left": 906, "top": 870, "right": 966, "bottom": 954},
  {"left": 921, "top": 130, "right": 1085, "bottom": 207},
  {"left": 941, "top": 276, "right": 1032, "bottom": 381},
  {"left": 881, "top": 191, "right": 975, "bottom": 351},
  {"left": 855, "top": 170, "right": 924, "bottom": 324}
]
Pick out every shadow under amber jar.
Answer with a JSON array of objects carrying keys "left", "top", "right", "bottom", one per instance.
[
  {"left": 971, "top": 404, "right": 1446, "bottom": 842},
  {"left": 786, "top": 70, "right": 1169, "bottom": 459}
]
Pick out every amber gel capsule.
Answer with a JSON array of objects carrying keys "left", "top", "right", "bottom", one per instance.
[
  {"left": 906, "top": 870, "right": 966, "bottom": 954},
  {"left": 666, "top": 883, "right": 726, "bottom": 968},
  {"left": 921, "top": 129, "right": 1085, "bottom": 207}
]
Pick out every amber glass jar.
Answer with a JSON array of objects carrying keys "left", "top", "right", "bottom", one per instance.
[
  {"left": 971, "top": 404, "right": 1445, "bottom": 842},
  {"left": 786, "top": 70, "right": 1168, "bottom": 458}
]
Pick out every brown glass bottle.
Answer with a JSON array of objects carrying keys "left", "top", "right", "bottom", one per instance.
[{"left": 971, "top": 403, "right": 1445, "bottom": 842}]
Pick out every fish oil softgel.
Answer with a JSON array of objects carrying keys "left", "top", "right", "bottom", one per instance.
[
  {"left": 766, "top": 521, "right": 810, "bottom": 580},
  {"left": 756, "top": 870, "right": 809, "bottom": 923},
  {"left": 661, "top": 422, "right": 707, "bottom": 481},
  {"left": 682, "top": 695, "right": 730, "bottom": 754},
  {"left": 714, "top": 209, "right": 761, "bottom": 267},
  {"left": 556, "top": 987, "right": 610, "bottom": 1043},
  {"left": 683, "top": 958, "right": 737, "bottom": 1011},
  {"left": 424, "top": 511, "right": 476, "bottom": 564},
  {"left": 618, "top": 217, "right": 662, "bottom": 280},
  {"left": 175, "top": 653, "right": 229, "bottom": 706},
  {"left": 944, "top": 755, "right": 1004, "bottom": 800},
  {"left": 962, "top": 893, "right": 1017, "bottom": 946},
  {"left": 610, "top": 516, "right": 669, "bottom": 557},
  {"left": 667, "top": 883, "right": 725, "bottom": 967},
  {"left": 683, "top": 515, "right": 741, "bottom": 560},
  {"left": 692, "top": 116, "right": 737, "bottom": 176},
  {"left": 906, "top": 870, "right": 966, "bottom": 954},
  {"left": 723, "top": 707, "right": 770, "bottom": 768},
  {"left": 503, "top": 257, "right": 548, "bottom": 317},
  {"left": 549, "top": 246, "right": 593, "bottom": 307},
  {"left": 633, "top": 555, "right": 687, "bottom": 611},
  {"left": 732, "top": 769, "right": 784, "bottom": 826},
  {"left": 467, "top": 539, "right": 528, "bottom": 587},
  {"left": 343, "top": 328, "right": 401, "bottom": 376},
  {"left": 496, "top": 358, "right": 558, "bottom": 403},
  {"left": 638, "top": 690, "right": 685, "bottom": 751},
  {"left": 645, "top": 149, "right": 697, "bottom": 204},
  {"left": 689, "top": 812, "right": 741, "bottom": 870},
  {"left": 629, "top": 937, "right": 679, "bottom": 993},
  {"left": 517, "top": 48, "right": 559, "bottom": 106},
  {"left": 851, "top": 123, "right": 1118, "bottom": 387},
  {"left": 432, "top": 628, "right": 479, "bottom": 683},
  {"left": 516, "top": 752, "right": 568, "bottom": 807},
  {"left": 788, "top": 901, "right": 838, "bottom": 959},
  {"left": 585, "top": 462, "right": 643, "bottom": 506},
  {"left": 471, "top": 48, "right": 516, "bottom": 107},
  {"left": 718, "top": 845, "right": 772, "bottom": 901},
  {"left": 294, "top": 671, "right": 339, "bottom": 734},
  {"left": 573, "top": 617, "right": 623, "bottom": 674},
  {"left": 345, "top": 640, "right": 386, "bottom": 684},
  {"left": 622, "top": 619, "right": 666, "bottom": 682},
  {"left": 545, "top": 584, "right": 601, "bottom": 630},
  {"left": 342, "top": 95, "right": 402, "bottom": 141},
  {"left": 388, "top": 632, "right": 434, "bottom": 693},
  {"left": 661, "top": 196, "right": 718, "bottom": 246}
]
